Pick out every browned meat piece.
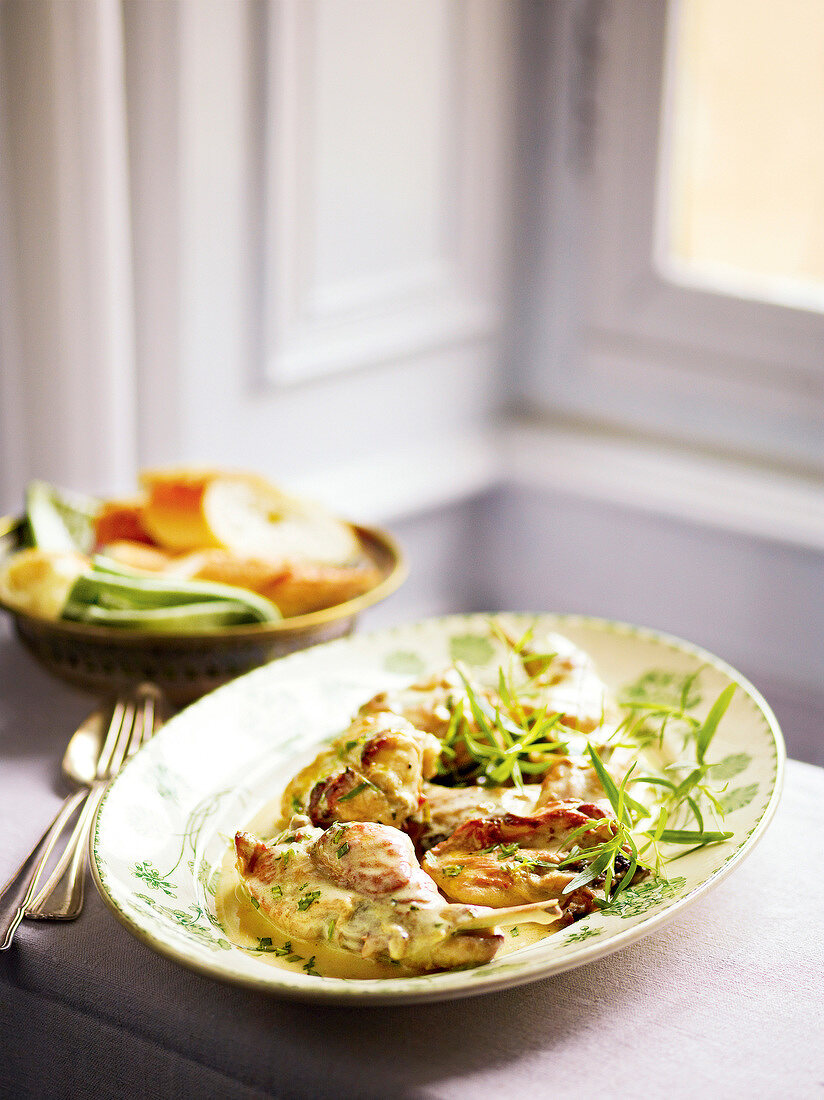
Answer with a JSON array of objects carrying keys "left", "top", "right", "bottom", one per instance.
[
  {"left": 359, "top": 668, "right": 497, "bottom": 740},
  {"left": 234, "top": 820, "right": 503, "bottom": 972},
  {"left": 280, "top": 712, "right": 441, "bottom": 829},
  {"left": 409, "top": 781, "right": 543, "bottom": 851},
  {"left": 422, "top": 801, "right": 619, "bottom": 918},
  {"left": 535, "top": 746, "right": 636, "bottom": 808}
]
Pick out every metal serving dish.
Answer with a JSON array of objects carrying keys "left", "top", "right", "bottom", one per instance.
[{"left": 0, "top": 515, "right": 405, "bottom": 703}]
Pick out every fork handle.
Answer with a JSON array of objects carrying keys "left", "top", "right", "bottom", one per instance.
[
  {"left": 0, "top": 788, "right": 87, "bottom": 949},
  {"left": 25, "top": 782, "right": 106, "bottom": 920}
]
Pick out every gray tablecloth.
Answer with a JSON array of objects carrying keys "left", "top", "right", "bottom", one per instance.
[{"left": 1, "top": 624, "right": 823, "bottom": 1100}]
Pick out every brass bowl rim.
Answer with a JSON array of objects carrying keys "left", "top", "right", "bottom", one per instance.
[{"left": 0, "top": 515, "right": 406, "bottom": 645}]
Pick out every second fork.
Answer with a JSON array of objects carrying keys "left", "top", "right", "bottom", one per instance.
[{"left": 26, "top": 683, "right": 169, "bottom": 921}]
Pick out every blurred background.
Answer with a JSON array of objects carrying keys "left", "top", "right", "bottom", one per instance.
[{"left": 1, "top": 0, "right": 822, "bottom": 763}]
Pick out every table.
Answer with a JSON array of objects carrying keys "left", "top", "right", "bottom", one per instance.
[{"left": 1, "top": 624, "right": 822, "bottom": 1100}]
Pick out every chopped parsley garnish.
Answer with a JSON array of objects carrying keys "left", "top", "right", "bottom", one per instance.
[
  {"left": 297, "top": 890, "right": 321, "bottom": 911},
  {"left": 336, "top": 842, "right": 350, "bottom": 858},
  {"left": 337, "top": 781, "right": 371, "bottom": 802},
  {"left": 271, "top": 884, "right": 283, "bottom": 898},
  {"left": 303, "top": 957, "right": 320, "bottom": 976},
  {"left": 442, "top": 865, "right": 464, "bottom": 877}
]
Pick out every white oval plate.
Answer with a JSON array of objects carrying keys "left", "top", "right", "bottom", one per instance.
[{"left": 91, "top": 613, "right": 784, "bottom": 1005}]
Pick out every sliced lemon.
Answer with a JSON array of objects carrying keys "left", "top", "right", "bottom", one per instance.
[
  {"left": 139, "top": 468, "right": 225, "bottom": 551},
  {"left": 0, "top": 547, "right": 87, "bottom": 619},
  {"left": 141, "top": 469, "right": 362, "bottom": 566}
]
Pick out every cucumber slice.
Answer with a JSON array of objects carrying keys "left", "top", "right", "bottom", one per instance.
[
  {"left": 26, "top": 480, "right": 99, "bottom": 554},
  {"left": 63, "top": 565, "right": 281, "bottom": 626},
  {"left": 62, "top": 599, "right": 268, "bottom": 631}
]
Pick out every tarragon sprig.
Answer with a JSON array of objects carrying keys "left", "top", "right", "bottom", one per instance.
[
  {"left": 559, "top": 686, "right": 737, "bottom": 895},
  {"left": 628, "top": 683, "right": 737, "bottom": 868},
  {"left": 557, "top": 746, "right": 646, "bottom": 899},
  {"left": 437, "top": 666, "right": 572, "bottom": 789},
  {"left": 612, "top": 668, "right": 704, "bottom": 752}
]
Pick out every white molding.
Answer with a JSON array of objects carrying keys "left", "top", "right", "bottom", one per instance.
[
  {"left": 122, "top": 0, "right": 183, "bottom": 468},
  {"left": 287, "top": 429, "right": 503, "bottom": 527},
  {"left": 0, "top": 0, "right": 137, "bottom": 496},
  {"left": 261, "top": 0, "right": 504, "bottom": 384},
  {"left": 266, "top": 417, "right": 824, "bottom": 557},
  {"left": 505, "top": 422, "right": 824, "bottom": 554},
  {"left": 0, "top": 23, "right": 26, "bottom": 513}
]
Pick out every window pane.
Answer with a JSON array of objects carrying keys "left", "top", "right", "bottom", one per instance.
[{"left": 660, "top": 0, "right": 824, "bottom": 310}]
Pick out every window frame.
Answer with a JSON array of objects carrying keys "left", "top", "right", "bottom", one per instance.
[{"left": 519, "top": 0, "right": 824, "bottom": 471}]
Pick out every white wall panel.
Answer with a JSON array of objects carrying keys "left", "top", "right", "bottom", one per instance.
[
  {"left": 263, "top": 0, "right": 503, "bottom": 383},
  {"left": 311, "top": 2, "right": 449, "bottom": 292},
  {"left": 126, "top": 0, "right": 512, "bottom": 520}
]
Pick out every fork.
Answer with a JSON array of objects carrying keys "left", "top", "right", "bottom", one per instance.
[
  {"left": 0, "top": 684, "right": 166, "bottom": 947},
  {"left": 25, "top": 683, "right": 168, "bottom": 922}
]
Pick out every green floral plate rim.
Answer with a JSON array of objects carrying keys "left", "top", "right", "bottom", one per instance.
[{"left": 90, "top": 612, "right": 785, "bottom": 1005}]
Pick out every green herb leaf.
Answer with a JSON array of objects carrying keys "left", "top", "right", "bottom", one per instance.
[
  {"left": 337, "top": 781, "right": 371, "bottom": 803},
  {"left": 586, "top": 744, "right": 628, "bottom": 824},
  {"left": 695, "top": 684, "right": 736, "bottom": 764},
  {"left": 297, "top": 890, "right": 321, "bottom": 911},
  {"left": 650, "top": 828, "right": 733, "bottom": 844}
]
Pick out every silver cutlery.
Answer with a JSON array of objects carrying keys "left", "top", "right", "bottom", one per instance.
[{"left": 0, "top": 683, "right": 168, "bottom": 947}]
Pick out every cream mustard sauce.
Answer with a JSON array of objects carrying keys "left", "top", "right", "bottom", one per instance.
[
  {"left": 215, "top": 796, "right": 409, "bottom": 978},
  {"left": 215, "top": 796, "right": 555, "bottom": 980}
]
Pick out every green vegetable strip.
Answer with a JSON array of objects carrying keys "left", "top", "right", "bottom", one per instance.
[
  {"left": 62, "top": 599, "right": 272, "bottom": 632},
  {"left": 25, "top": 480, "right": 99, "bottom": 554},
  {"left": 62, "top": 566, "right": 280, "bottom": 624}
]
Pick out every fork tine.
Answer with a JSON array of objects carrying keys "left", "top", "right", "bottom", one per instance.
[
  {"left": 95, "top": 698, "right": 130, "bottom": 779},
  {"left": 126, "top": 685, "right": 163, "bottom": 759},
  {"left": 140, "top": 694, "right": 155, "bottom": 747},
  {"left": 106, "top": 700, "right": 136, "bottom": 777},
  {"left": 124, "top": 698, "right": 149, "bottom": 762},
  {"left": 136, "top": 683, "right": 172, "bottom": 750}
]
